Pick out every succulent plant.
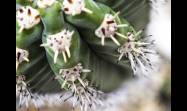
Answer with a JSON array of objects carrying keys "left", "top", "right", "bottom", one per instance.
[{"left": 16, "top": 0, "right": 158, "bottom": 111}]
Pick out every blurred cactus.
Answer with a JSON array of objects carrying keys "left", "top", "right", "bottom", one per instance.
[{"left": 16, "top": 0, "right": 160, "bottom": 111}]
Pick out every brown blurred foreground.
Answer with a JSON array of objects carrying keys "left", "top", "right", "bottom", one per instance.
[{"left": 17, "top": 63, "right": 171, "bottom": 111}]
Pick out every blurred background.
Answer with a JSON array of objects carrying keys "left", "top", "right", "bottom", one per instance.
[{"left": 18, "top": 0, "right": 171, "bottom": 111}]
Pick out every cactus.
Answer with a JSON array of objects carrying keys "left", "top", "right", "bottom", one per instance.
[{"left": 16, "top": 0, "right": 158, "bottom": 111}]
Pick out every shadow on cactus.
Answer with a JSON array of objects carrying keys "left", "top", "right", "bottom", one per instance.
[{"left": 16, "top": 0, "right": 157, "bottom": 111}]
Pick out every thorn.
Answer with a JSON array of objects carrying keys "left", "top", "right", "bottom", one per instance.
[
  {"left": 115, "top": 32, "right": 128, "bottom": 39},
  {"left": 61, "top": 80, "right": 67, "bottom": 89},
  {"left": 65, "top": 47, "right": 71, "bottom": 58},
  {"left": 82, "top": 7, "right": 93, "bottom": 14},
  {"left": 54, "top": 51, "right": 59, "bottom": 64},
  {"left": 16, "top": 62, "right": 19, "bottom": 71},
  {"left": 110, "top": 35, "right": 120, "bottom": 46},
  {"left": 101, "top": 36, "right": 105, "bottom": 46},
  {"left": 82, "top": 69, "right": 91, "bottom": 73},
  {"left": 62, "top": 51, "right": 67, "bottom": 63},
  {"left": 18, "top": 26, "right": 24, "bottom": 33},
  {"left": 113, "top": 11, "right": 120, "bottom": 19},
  {"left": 23, "top": 57, "right": 29, "bottom": 62},
  {"left": 78, "top": 78, "right": 86, "bottom": 88},
  {"left": 118, "top": 53, "right": 124, "bottom": 61},
  {"left": 116, "top": 24, "right": 128, "bottom": 28},
  {"left": 64, "top": 94, "right": 73, "bottom": 102},
  {"left": 135, "top": 30, "right": 143, "bottom": 37},
  {"left": 40, "top": 43, "right": 49, "bottom": 47}
]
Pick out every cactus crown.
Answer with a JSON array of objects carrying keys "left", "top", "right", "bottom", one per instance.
[{"left": 16, "top": 0, "right": 157, "bottom": 111}]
